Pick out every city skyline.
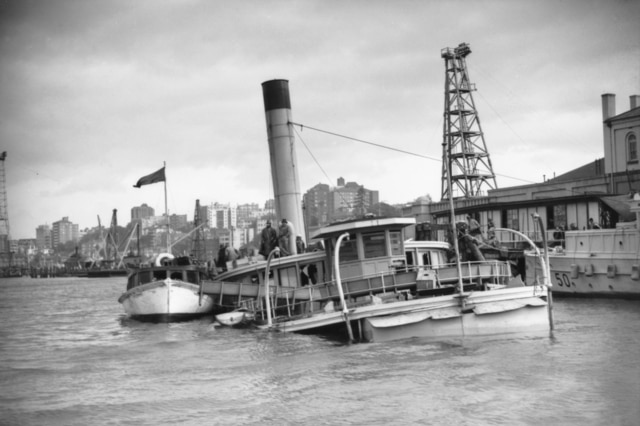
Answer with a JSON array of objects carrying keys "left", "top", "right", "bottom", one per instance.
[
  {"left": 2, "top": 0, "right": 639, "bottom": 240},
  {"left": 20, "top": 176, "right": 386, "bottom": 241}
]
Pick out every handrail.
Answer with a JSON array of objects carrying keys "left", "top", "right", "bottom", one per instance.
[{"left": 252, "top": 258, "right": 513, "bottom": 324}]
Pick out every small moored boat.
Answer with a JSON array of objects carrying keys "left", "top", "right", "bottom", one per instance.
[{"left": 118, "top": 253, "right": 214, "bottom": 321}]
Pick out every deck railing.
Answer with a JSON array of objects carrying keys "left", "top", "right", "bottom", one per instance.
[{"left": 250, "top": 259, "right": 513, "bottom": 324}]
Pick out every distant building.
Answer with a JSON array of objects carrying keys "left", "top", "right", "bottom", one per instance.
[
  {"left": 51, "top": 217, "right": 79, "bottom": 248},
  {"left": 36, "top": 224, "right": 52, "bottom": 250},
  {"left": 169, "top": 214, "right": 188, "bottom": 230},
  {"left": 131, "top": 203, "right": 155, "bottom": 221},
  {"left": 303, "top": 178, "right": 379, "bottom": 232},
  {"left": 303, "top": 183, "right": 330, "bottom": 228}
]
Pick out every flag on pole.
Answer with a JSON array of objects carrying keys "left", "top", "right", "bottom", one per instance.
[{"left": 133, "top": 167, "right": 165, "bottom": 188}]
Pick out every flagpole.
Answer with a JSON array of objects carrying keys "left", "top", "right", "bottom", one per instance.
[{"left": 164, "top": 161, "right": 170, "bottom": 253}]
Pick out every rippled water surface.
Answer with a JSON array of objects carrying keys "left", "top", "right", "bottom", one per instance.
[{"left": 1, "top": 277, "right": 639, "bottom": 425}]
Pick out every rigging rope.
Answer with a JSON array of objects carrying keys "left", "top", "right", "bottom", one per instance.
[{"left": 289, "top": 120, "right": 588, "bottom": 195}]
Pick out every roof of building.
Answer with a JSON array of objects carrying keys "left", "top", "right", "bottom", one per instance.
[
  {"left": 548, "top": 158, "right": 605, "bottom": 183},
  {"left": 605, "top": 106, "right": 640, "bottom": 123}
]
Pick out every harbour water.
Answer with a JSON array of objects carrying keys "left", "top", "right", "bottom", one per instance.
[{"left": 1, "top": 277, "right": 638, "bottom": 425}]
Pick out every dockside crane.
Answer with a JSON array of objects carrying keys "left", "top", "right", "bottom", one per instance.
[{"left": 441, "top": 43, "right": 498, "bottom": 200}]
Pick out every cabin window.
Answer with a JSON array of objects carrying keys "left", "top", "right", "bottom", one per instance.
[
  {"left": 338, "top": 234, "right": 358, "bottom": 262},
  {"left": 301, "top": 262, "right": 321, "bottom": 285},
  {"left": 169, "top": 271, "right": 183, "bottom": 280},
  {"left": 389, "top": 231, "right": 402, "bottom": 256},
  {"left": 405, "top": 251, "right": 415, "bottom": 267},
  {"left": 628, "top": 133, "right": 638, "bottom": 162},
  {"left": 277, "top": 266, "right": 298, "bottom": 287},
  {"left": 363, "top": 232, "right": 386, "bottom": 259},
  {"left": 186, "top": 270, "right": 199, "bottom": 283},
  {"left": 153, "top": 269, "right": 167, "bottom": 280},
  {"left": 420, "top": 250, "right": 432, "bottom": 267}
]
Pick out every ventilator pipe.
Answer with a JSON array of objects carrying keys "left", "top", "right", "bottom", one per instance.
[{"left": 264, "top": 247, "right": 280, "bottom": 327}]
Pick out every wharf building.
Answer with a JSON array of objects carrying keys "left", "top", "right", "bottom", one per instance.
[{"left": 405, "top": 93, "right": 640, "bottom": 242}]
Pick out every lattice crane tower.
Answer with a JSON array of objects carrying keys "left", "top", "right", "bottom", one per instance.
[
  {"left": 0, "top": 151, "right": 10, "bottom": 252},
  {"left": 440, "top": 43, "right": 497, "bottom": 200}
]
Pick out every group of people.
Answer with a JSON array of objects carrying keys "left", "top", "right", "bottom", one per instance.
[
  {"left": 259, "top": 218, "right": 304, "bottom": 258},
  {"left": 216, "top": 243, "right": 238, "bottom": 272},
  {"left": 465, "top": 215, "right": 496, "bottom": 243}
]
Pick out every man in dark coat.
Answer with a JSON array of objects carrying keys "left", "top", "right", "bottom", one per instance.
[{"left": 259, "top": 220, "right": 278, "bottom": 258}]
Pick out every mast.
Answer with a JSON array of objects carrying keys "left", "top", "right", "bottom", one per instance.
[
  {"left": 164, "top": 161, "right": 170, "bottom": 253},
  {"left": 0, "top": 152, "right": 10, "bottom": 254},
  {"left": 192, "top": 199, "right": 206, "bottom": 263}
]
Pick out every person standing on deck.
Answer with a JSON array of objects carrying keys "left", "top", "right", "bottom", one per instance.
[
  {"left": 217, "top": 244, "right": 227, "bottom": 272},
  {"left": 467, "top": 215, "right": 482, "bottom": 241},
  {"left": 278, "top": 219, "right": 292, "bottom": 256},
  {"left": 259, "top": 220, "right": 278, "bottom": 258}
]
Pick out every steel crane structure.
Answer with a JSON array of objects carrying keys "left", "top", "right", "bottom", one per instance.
[{"left": 440, "top": 43, "right": 497, "bottom": 200}]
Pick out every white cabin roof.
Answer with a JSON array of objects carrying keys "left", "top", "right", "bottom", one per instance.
[{"left": 311, "top": 217, "right": 416, "bottom": 240}]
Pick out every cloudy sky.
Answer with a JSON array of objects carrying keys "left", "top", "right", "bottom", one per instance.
[{"left": 1, "top": 0, "right": 639, "bottom": 239}]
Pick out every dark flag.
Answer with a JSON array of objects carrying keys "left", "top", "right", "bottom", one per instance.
[{"left": 133, "top": 167, "right": 165, "bottom": 188}]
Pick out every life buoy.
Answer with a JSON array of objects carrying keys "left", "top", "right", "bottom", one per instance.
[{"left": 155, "top": 253, "right": 175, "bottom": 267}]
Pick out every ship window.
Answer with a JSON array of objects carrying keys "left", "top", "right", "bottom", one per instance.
[
  {"left": 390, "top": 231, "right": 402, "bottom": 255},
  {"left": 186, "top": 270, "right": 198, "bottom": 283},
  {"left": 338, "top": 234, "right": 358, "bottom": 262},
  {"left": 405, "top": 251, "right": 415, "bottom": 267},
  {"left": 153, "top": 269, "right": 167, "bottom": 280},
  {"left": 170, "top": 271, "right": 183, "bottom": 280},
  {"left": 277, "top": 266, "right": 298, "bottom": 287},
  {"left": 363, "top": 232, "right": 386, "bottom": 259},
  {"left": 421, "top": 250, "right": 432, "bottom": 267},
  {"left": 628, "top": 133, "right": 638, "bottom": 162}
]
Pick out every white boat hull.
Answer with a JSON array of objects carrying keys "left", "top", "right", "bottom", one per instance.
[
  {"left": 119, "top": 279, "right": 214, "bottom": 320},
  {"left": 263, "top": 285, "right": 551, "bottom": 343}
]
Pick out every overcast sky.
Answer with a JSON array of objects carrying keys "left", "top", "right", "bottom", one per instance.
[{"left": 1, "top": 0, "right": 639, "bottom": 239}]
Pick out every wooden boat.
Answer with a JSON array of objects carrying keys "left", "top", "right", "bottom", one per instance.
[
  {"left": 205, "top": 216, "right": 552, "bottom": 342},
  {"left": 118, "top": 253, "right": 214, "bottom": 321},
  {"left": 525, "top": 195, "right": 640, "bottom": 298},
  {"left": 118, "top": 165, "right": 214, "bottom": 321}
]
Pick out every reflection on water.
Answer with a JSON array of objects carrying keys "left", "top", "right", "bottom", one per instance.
[{"left": 0, "top": 277, "right": 639, "bottom": 425}]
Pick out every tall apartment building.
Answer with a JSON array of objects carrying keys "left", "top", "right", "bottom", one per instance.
[
  {"left": 304, "top": 178, "right": 379, "bottom": 228},
  {"left": 51, "top": 217, "right": 79, "bottom": 248},
  {"left": 237, "top": 203, "right": 260, "bottom": 222},
  {"left": 303, "top": 183, "right": 330, "bottom": 227},
  {"left": 212, "top": 203, "right": 237, "bottom": 230},
  {"left": 131, "top": 203, "right": 155, "bottom": 221},
  {"left": 36, "top": 224, "right": 52, "bottom": 250}
]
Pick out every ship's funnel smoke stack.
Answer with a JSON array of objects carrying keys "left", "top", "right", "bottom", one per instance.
[{"left": 262, "top": 79, "right": 305, "bottom": 254}]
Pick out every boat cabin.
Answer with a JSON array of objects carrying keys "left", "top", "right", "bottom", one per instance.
[
  {"left": 126, "top": 261, "right": 208, "bottom": 291},
  {"left": 312, "top": 217, "right": 416, "bottom": 280}
]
